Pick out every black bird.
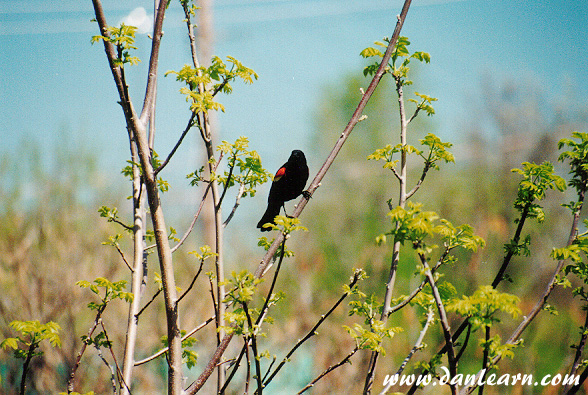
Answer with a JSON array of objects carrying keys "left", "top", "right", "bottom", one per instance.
[{"left": 257, "top": 150, "right": 310, "bottom": 231}]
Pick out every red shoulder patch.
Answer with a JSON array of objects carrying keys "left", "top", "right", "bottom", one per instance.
[{"left": 274, "top": 166, "right": 286, "bottom": 181}]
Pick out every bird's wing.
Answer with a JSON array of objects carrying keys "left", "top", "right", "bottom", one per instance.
[{"left": 274, "top": 165, "right": 286, "bottom": 181}]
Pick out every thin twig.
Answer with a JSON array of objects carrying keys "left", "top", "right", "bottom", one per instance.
[
  {"left": 491, "top": 204, "right": 531, "bottom": 287},
  {"left": 93, "top": 341, "right": 117, "bottom": 394},
  {"left": 421, "top": 254, "right": 457, "bottom": 395},
  {"left": 136, "top": 289, "right": 162, "bottom": 319},
  {"left": 405, "top": 150, "right": 434, "bottom": 200},
  {"left": 138, "top": 0, "right": 167, "bottom": 125},
  {"left": 216, "top": 154, "right": 236, "bottom": 211},
  {"left": 209, "top": 276, "right": 221, "bottom": 346},
  {"left": 134, "top": 316, "right": 215, "bottom": 366},
  {"left": 297, "top": 346, "right": 360, "bottom": 394},
  {"left": 378, "top": 308, "right": 434, "bottom": 395},
  {"left": 244, "top": 340, "right": 251, "bottom": 394},
  {"left": 396, "top": 308, "right": 434, "bottom": 376},
  {"left": 406, "top": 104, "right": 422, "bottom": 125},
  {"left": 256, "top": 238, "right": 287, "bottom": 328},
  {"left": 20, "top": 339, "right": 36, "bottom": 395},
  {"left": 223, "top": 182, "right": 246, "bottom": 227},
  {"left": 99, "top": 319, "right": 129, "bottom": 394},
  {"left": 261, "top": 270, "right": 364, "bottom": 389},
  {"left": 243, "top": 303, "right": 263, "bottom": 394},
  {"left": 454, "top": 322, "right": 472, "bottom": 363},
  {"left": 219, "top": 345, "right": 247, "bottom": 394},
  {"left": 177, "top": 257, "right": 206, "bottom": 304},
  {"left": 67, "top": 304, "right": 107, "bottom": 393},
  {"left": 169, "top": 152, "right": 223, "bottom": 254},
  {"left": 155, "top": 112, "right": 196, "bottom": 176},
  {"left": 261, "top": 356, "right": 276, "bottom": 384},
  {"left": 114, "top": 243, "right": 133, "bottom": 272},
  {"left": 564, "top": 307, "right": 588, "bottom": 393},
  {"left": 478, "top": 326, "right": 491, "bottom": 395}
]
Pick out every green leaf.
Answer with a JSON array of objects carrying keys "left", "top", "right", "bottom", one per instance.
[
  {"left": 447, "top": 286, "right": 521, "bottom": 331},
  {"left": 0, "top": 338, "right": 18, "bottom": 350},
  {"left": 360, "top": 47, "right": 384, "bottom": 58}
]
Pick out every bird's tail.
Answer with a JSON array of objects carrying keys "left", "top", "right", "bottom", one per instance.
[{"left": 257, "top": 202, "right": 281, "bottom": 231}]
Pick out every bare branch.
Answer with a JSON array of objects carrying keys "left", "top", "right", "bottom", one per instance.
[
  {"left": 91, "top": 0, "right": 127, "bottom": 106},
  {"left": 177, "top": 257, "right": 206, "bottom": 304},
  {"left": 298, "top": 346, "right": 360, "bottom": 394},
  {"left": 223, "top": 183, "right": 245, "bottom": 228},
  {"left": 114, "top": 243, "right": 133, "bottom": 272},
  {"left": 170, "top": 152, "right": 223, "bottom": 254},
  {"left": 262, "top": 270, "right": 364, "bottom": 389},
  {"left": 138, "top": 0, "right": 168, "bottom": 124},
  {"left": 421, "top": 253, "right": 457, "bottom": 395},
  {"left": 120, "top": 108, "right": 148, "bottom": 395},
  {"left": 155, "top": 112, "right": 196, "bottom": 176}
]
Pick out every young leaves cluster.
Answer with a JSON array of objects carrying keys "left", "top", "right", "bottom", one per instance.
[
  {"left": 556, "top": 129, "right": 588, "bottom": 293},
  {"left": 180, "top": 0, "right": 200, "bottom": 19},
  {"left": 479, "top": 334, "right": 519, "bottom": 368},
  {"left": 420, "top": 133, "right": 455, "bottom": 170},
  {"left": 189, "top": 244, "right": 218, "bottom": 262},
  {"left": 361, "top": 36, "right": 430, "bottom": 85},
  {"left": 559, "top": 131, "right": 588, "bottom": 195},
  {"left": 166, "top": 56, "right": 258, "bottom": 114},
  {"left": 91, "top": 23, "right": 140, "bottom": 67},
  {"left": 346, "top": 292, "right": 402, "bottom": 355},
  {"left": 82, "top": 330, "right": 112, "bottom": 351},
  {"left": 361, "top": 36, "right": 437, "bottom": 124},
  {"left": 98, "top": 206, "right": 132, "bottom": 231},
  {"left": 378, "top": 202, "right": 484, "bottom": 255},
  {"left": 554, "top": 221, "right": 588, "bottom": 301},
  {"left": 76, "top": 277, "right": 133, "bottom": 311},
  {"left": 447, "top": 285, "right": 521, "bottom": 331},
  {"left": 258, "top": 215, "right": 308, "bottom": 235},
  {"left": 511, "top": 162, "right": 566, "bottom": 222},
  {"left": 368, "top": 133, "right": 453, "bottom": 176},
  {"left": 1, "top": 320, "right": 62, "bottom": 359},
  {"left": 215, "top": 136, "right": 270, "bottom": 198},
  {"left": 221, "top": 270, "right": 266, "bottom": 336}
]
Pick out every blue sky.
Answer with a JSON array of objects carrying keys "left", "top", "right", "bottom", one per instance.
[{"left": 1, "top": 0, "right": 587, "bottom": 183}]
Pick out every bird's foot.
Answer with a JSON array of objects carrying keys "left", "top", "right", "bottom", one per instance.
[{"left": 302, "top": 190, "right": 311, "bottom": 199}]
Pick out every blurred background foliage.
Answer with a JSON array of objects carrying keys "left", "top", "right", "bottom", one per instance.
[{"left": 1, "top": 67, "right": 588, "bottom": 394}]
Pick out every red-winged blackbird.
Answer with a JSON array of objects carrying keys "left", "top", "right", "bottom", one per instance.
[{"left": 257, "top": 150, "right": 310, "bottom": 231}]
